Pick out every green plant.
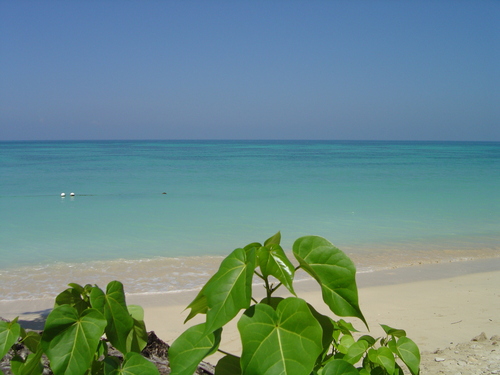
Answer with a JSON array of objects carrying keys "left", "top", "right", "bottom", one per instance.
[
  {"left": 0, "top": 281, "right": 159, "bottom": 375},
  {"left": 169, "top": 233, "right": 420, "bottom": 375}
]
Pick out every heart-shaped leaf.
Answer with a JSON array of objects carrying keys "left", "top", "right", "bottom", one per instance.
[
  {"left": 169, "top": 323, "right": 222, "bottom": 375},
  {"left": 55, "top": 285, "right": 91, "bottom": 314},
  {"left": 238, "top": 297, "right": 323, "bottom": 375},
  {"left": 186, "top": 247, "right": 256, "bottom": 334},
  {"left": 0, "top": 317, "right": 21, "bottom": 359},
  {"left": 104, "top": 351, "right": 159, "bottom": 375},
  {"left": 358, "top": 335, "right": 377, "bottom": 347},
  {"left": 368, "top": 347, "right": 395, "bottom": 375},
  {"left": 337, "top": 334, "right": 355, "bottom": 354},
  {"left": 125, "top": 305, "right": 148, "bottom": 353},
  {"left": 41, "top": 305, "right": 106, "bottom": 375},
  {"left": 396, "top": 337, "right": 420, "bottom": 375},
  {"left": 257, "top": 244, "right": 296, "bottom": 295},
  {"left": 90, "top": 281, "right": 134, "bottom": 354},
  {"left": 293, "top": 236, "right": 366, "bottom": 326},
  {"left": 343, "top": 339, "right": 369, "bottom": 364},
  {"left": 21, "top": 331, "right": 41, "bottom": 354},
  {"left": 11, "top": 349, "right": 43, "bottom": 375},
  {"left": 215, "top": 354, "right": 242, "bottom": 375}
]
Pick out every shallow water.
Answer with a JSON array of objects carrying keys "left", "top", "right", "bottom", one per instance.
[{"left": 1, "top": 140, "right": 499, "bottom": 300}]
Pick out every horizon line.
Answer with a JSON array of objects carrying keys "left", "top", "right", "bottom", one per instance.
[{"left": 1, "top": 139, "right": 499, "bottom": 143}]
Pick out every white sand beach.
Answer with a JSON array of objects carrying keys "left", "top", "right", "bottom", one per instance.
[{"left": 1, "top": 258, "right": 499, "bottom": 374}]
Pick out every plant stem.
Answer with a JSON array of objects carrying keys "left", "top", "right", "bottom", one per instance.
[
  {"left": 263, "top": 277, "right": 272, "bottom": 303},
  {"left": 271, "top": 282, "right": 282, "bottom": 293},
  {"left": 217, "top": 349, "right": 234, "bottom": 357},
  {"left": 254, "top": 271, "right": 265, "bottom": 280}
]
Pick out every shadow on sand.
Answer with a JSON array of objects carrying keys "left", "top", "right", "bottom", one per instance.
[{"left": 16, "top": 308, "right": 52, "bottom": 330}]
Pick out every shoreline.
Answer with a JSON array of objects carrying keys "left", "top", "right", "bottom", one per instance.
[
  {"left": 1, "top": 254, "right": 499, "bottom": 303},
  {"left": 1, "top": 243, "right": 498, "bottom": 302},
  {"left": 1, "top": 257, "right": 499, "bottom": 359}
]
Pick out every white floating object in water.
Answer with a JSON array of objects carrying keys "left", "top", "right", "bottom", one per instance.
[
  {"left": 70, "top": 192, "right": 75, "bottom": 196},
  {"left": 61, "top": 193, "right": 66, "bottom": 197}
]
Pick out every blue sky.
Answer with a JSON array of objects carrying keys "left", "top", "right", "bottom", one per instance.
[{"left": 1, "top": 1, "right": 499, "bottom": 141}]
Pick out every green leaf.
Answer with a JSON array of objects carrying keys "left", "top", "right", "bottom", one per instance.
[
  {"left": 367, "top": 348, "right": 377, "bottom": 363},
  {"left": 19, "top": 326, "right": 26, "bottom": 340},
  {"left": 104, "top": 356, "right": 121, "bottom": 374},
  {"left": 321, "top": 359, "right": 358, "bottom": 375},
  {"left": 169, "top": 323, "right": 222, "bottom": 375},
  {"left": 21, "top": 331, "right": 41, "bottom": 353},
  {"left": 396, "top": 337, "right": 420, "bottom": 375},
  {"left": 238, "top": 297, "right": 323, "bottom": 375},
  {"left": 67, "top": 283, "right": 85, "bottom": 294},
  {"left": 343, "top": 340, "right": 369, "bottom": 364},
  {"left": 0, "top": 318, "right": 21, "bottom": 359},
  {"left": 257, "top": 244, "right": 296, "bottom": 295},
  {"left": 387, "top": 337, "right": 398, "bottom": 354},
  {"left": 125, "top": 305, "right": 148, "bottom": 353},
  {"left": 126, "top": 318, "right": 148, "bottom": 353},
  {"left": 127, "top": 305, "right": 145, "bottom": 321},
  {"left": 55, "top": 287, "right": 90, "bottom": 314},
  {"left": 90, "top": 281, "right": 134, "bottom": 354},
  {"left": 91, "top": 357, "right": 105, "bottom": 375},
  {"left": 104, "top": 352, "right": 159, "bottom": 375},
  {"left": 381, "top": 324, "right": 406, "bottom": 338},
  {"left": 337, "top": 319, "right": 359, "bottom": 333},
  {"left": 11, "top": 349, "right": 43, "bottom": 375},
  {"left": 337, "top": 334, "right": 355, "bottom": 354},
  {"left": 358, "top": 335, "right": 377, "bottom": 347},
  {"left": 293, "top": 236, "right": 367, "bottom": 326},
  {"left": 41, "top": 305, "right": 106, "bottom": 375},
  {"left": 379, "top": 347, "right": 396, "bottom": 374},
  {"left": 306, "top": 303, "right": 334, "bottom": 358},
  {"left": 369, "top": 368, "right": 386, "bottom": 375},
  {"left": 97, "top": 339, "right": 109, "bottom": 358},
  {"left": 260, "top": 296, "right": 284, "bottom": 309},
  {"left": 264, "top": 231, "right": 281, "bottom": 246},
  {"left": 11, "top": 355, "right": 23, "bottom": 375},
  {"left": 394, "top": 363, "right": 405, "bottom": 375},
  {"left": 186, "top": 247, "right": 256, "bottom": 334},
  {"left": 184, "top": 293, "right": 208, "bottom": 323},
  {"left": 244, "top": 242, "right": 262, "bottom": 252},
  {"left": 215, "top": 354, "right": 242, "bottom": 375},
  {"left": 91, "top": 341, "right": 107, "bottom": 374}
]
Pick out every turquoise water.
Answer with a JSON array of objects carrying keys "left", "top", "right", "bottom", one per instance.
[{"left": 1, "top": 140, "right": 499, "bottom": 300}]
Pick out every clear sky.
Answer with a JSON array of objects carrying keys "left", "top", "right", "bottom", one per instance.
[{"left": 0, "top": 1, "right": 499, "bottom": 141}]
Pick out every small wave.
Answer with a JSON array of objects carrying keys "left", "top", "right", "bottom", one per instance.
[{"left": 1, "top": 248, "right": 499, "bottom": 302}]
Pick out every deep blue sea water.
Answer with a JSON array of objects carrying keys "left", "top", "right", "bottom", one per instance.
[{"left": 1, "top": 140, "right": 499, "bottom": 300}]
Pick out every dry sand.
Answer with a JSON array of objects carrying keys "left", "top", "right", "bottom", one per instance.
[{"left": 1, "top": 258, "right": 499, "bottom": 374}]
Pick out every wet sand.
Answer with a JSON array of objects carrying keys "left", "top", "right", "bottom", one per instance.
[{"left": 1, "top": 242, "right": 498, "bottom": 301}]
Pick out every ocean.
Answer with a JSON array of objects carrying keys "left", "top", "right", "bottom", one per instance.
[{"left": 1, "top": 140, "right": 499, "bottom": 301}]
